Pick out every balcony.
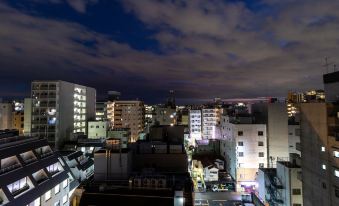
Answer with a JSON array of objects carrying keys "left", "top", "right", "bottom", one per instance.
[
  {"left": 11, "top": 184, "right": 29, "bottom": 196},
  {"left": 0, "top": 163, "right": 21, "bottom": 175},
  {"left": 39, "top": 151, "right": 54, "bottom": 159},
  {"left": 23, "top": 157, "right": 37, "bottom": 165}
]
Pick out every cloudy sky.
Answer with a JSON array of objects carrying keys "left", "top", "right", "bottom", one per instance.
[{"left": 0, "top": 0, "right": 338, "bottom": 104}]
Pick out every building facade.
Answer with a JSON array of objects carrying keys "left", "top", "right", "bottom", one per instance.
[
  {"left": 87, "top": 121, "right": 107, "bottom": 139},
  {"left": 0, "top": 134, "right": 76, "bottom": 206},
  {"left": 201, "top": 108, "right": 222, "bottom": 140},
  {"left": 107, "top": 100, "right": 144, "bottom": 142},
  {"left": 31, "top": 81, "right": 96, "bottom": 149},
  {"left": 0, "top": 103, "right": 12, "bottom": 130},
  {"left": 220, "top": 116, "right": 267, "bottom": 191}
]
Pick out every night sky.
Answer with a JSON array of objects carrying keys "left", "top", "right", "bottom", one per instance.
[{"left": 1, "top": 0, "right": 339, "bottom": 104}]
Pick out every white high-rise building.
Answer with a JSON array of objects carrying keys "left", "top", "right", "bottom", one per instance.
[
  {"left": 31, "top": 81, "right": 96, "bottom": 149},
  {"left": 201, "top": 108, "right": 222, "bottom": 140},
  {"left": 220, "top": 115, "right": 267, "bottom": 191},
  {"left": 24, "top": 98, "right": 32, "bottom": 135},
  {"left": 189, "top": 110, "right": 202, "bottom": 143}
]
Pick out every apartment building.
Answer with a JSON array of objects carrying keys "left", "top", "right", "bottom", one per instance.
[
  {"left": 257, "top": 155, "right": 303, "bottom": 206},
  {"left": 299, "top": 71, "right": 339, "bottom": 206},
  {"left": 31, "top": 80, "right": 96, "bottom": 149},
  {"left": 107, "top": 100, "right": 144, "bottom": 142},
  {"left": 0, "top": 133, "right": 77, "bottom": 206},
  {"left": 189, "top": 109, "right": 202, "bottom": 143},
  {"left": 220, "top": 115, "right": 267, "bottom": 191},
  {"left": 201, "top": 108, "right": 222, "bottom": 140}
]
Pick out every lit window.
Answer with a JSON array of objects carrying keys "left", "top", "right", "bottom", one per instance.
[
  {"left": 335, "top": 170, "right": 339, "bottom": 177},
  {"left": 321, "top": 147, "right": 325, "bottom": 152},
  {"left": 45, "top": 190, "right": 51, "bottom": 201},
  {"left": 62, "top": 179, "right": 68, "bottom": 188},
  {"left": 62, "top": 194, "right": 68, "bottom": 204},
  {"left": 322, "top": 164, "right": 326, "bottom": 170},
  {"left": 55, "top": 184, "right": 60, "bottom": 194},
  {"left": 334, "top": 151, "right": 339, "bottom": 158}
]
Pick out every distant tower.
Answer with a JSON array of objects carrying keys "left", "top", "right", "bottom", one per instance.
[
  {"left": 107, "top": 91, "right": 121, "bottom": 101},
  {"left": 166, "top": 90, "right": 176, "bottom": 109}
]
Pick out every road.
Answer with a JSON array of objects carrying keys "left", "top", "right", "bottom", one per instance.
[{"left": 194, "top": 192, "right": 244, "bottom": 206}]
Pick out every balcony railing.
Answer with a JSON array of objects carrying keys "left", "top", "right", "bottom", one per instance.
[
  {"left": 39, "top": 151, "right": 54, "bottom": 159},
  {"left": 0, "top": 163, "right": 21, "bottom": 175},
  {"left": 24, "top": 157, "right": 38, "bottom": 165},
  {"left": 11, "top": 184, "right": 29, "bottom": 196}
]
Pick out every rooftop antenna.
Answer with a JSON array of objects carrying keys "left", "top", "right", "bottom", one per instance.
[{"left": 323, "top": 57, "right": 330, "bottom": 73}]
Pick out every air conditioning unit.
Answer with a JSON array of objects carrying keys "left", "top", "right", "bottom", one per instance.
[
  {"left": 157, "top": 178, "right": 167, "bottom": 188},
  {"left": 134, "top": 178, "right": 142, "bottom": 187},
  {"left": 143, "top": 178, "right": 151, "bottom": 187}
]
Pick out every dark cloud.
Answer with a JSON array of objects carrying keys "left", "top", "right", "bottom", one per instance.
[{"left": 1, "top": 0, "right": 339, "bottom": 104}]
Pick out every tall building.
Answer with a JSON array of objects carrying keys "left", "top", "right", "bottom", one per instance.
[
  {"left": 201, "top": 108, "right": 223, "bottom": 140},
  {"left": 107, "top": 100, "right": 145, "bottom": 142},
  {"left": 189, "top": 110, "right": 202, "bottom": 143},
  {"left": 252, "top": 102, "right": 289, "bottom": 167},
  {"left": 299, "top": 71, "right": 339, "bottom": 206},
  {"left": 152, "top": 105, "right": 176, "bottom": 126},
  {"left": 0, "top": 103, "right": 13, "bottom": 130},
  {"left": 220, "top": 115, "right": 267, "bottom": 191},
  {"left": 0, "top": 132, "right": 77, "bottom": 206},
  {"left": 31, "top": 81, "right": 96, "bottom": 149}
]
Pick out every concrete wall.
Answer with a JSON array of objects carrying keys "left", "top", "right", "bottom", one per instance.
[
  {"left": 0, "top": 103, "right": 12, "bottom": 130},
  {"left": 300, "top": 103, "right": 330, "bottom": 206},
  {"left": 24, "top": 98, "right": 32, "bottom": 135},
  {"left": 267, "top": 103, "right": 289, "bottom": 166},
  {"left": 288, "top": 125, "right": 301, "bottom": 155}
]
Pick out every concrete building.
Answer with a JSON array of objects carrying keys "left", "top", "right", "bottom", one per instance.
[
  {"left": 201, "top": 108, "right": 223, "bottom": 140},
  {"left": 107, "top": 100, "right": 144, "bottom": 142},
  {"left": 189, "top": 110, "right": 202, "bottom": 144},
  {"left": 31, "top": 80, "right": 96, "bottom": 149},
  {"left": 220, "top": 115, "right": 267, "bottom": 191},
  {"left": 252, "top": 102, "right": 289, "bottom": 167},
  {"left": 288, "top": 124, "right": 301, "bottom": 156},
  {"left": 24, "top": 98, "right": 32, "bottom": 136},
  {"left": 323, "top": 71, "right": 339, "bottom": 102},
  {"left": 152, "top": 105, "right": 176, "bottom": 126},
  {"left": 0, "top": 133, "right": 78, "bottom": 206},
  {"left": 0, "top": 103, "right": 12, "bottom": 130},
  {"left": 95, "top": 101, "right": 107, "bottom": 121},
  {"left": 87, "top": 121, "right": 107, "bottom": 139},
  {"left": 12, "top": 111, "right": 24, "bottom": 135},
  {"left": 107, "top": 128, "right": 130, "bottom": 148},
  {"left": 257, "top": 155, "right": 303, "bottom": 206}
]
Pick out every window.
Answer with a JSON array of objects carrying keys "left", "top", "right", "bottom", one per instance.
[
  {"left": 45, "top": 190, "right": 51, "bottom": 201},
  {"left": 335, "top": 188, "right": 339, "bottom": 198},
  {"left": 295, "top": 128, "right": 300, "bottom": 136},
  {"left": 322, "top": 182, "right": 327, "bottom": 189},
  {"left": 322, "top": 164, "right": 326, "bottom": 170},
  {"left": 259, "top": 152, "right": 264, "bottom": 157},
  {"left": 321, "top": 146, "right": 325, "bottom": 152},
  {"left": 7, "top": 177, "right": 28, "bottom": 195},
  {"left": 238, "top": 152, "right": 244, "bottom": 157},
  {"left": 55, "top": 184, "right": 60, "bottom": 194},
  {"left": 335, "top": 170, "right": 339, "bottom": 177},
  {"left": 238, "top": 131, "right": 243, "bottom": 136},
  {"left": 238, "top": 141, "right": 244, "bottom": 146},
  {"left": 292, "top": 188, "right": 301, "bottom": 195},
  {"left": 334, "top": 151, "right": 339, "bottom": 158},
  {"left": 54, "top": 201, "right": 60, "bottom": 206},
  {"left": 47, "top": 163, "right": 59, "bottom": 174},
  {"left": 258, "top": 131, "right": 263, "bottom": 136},
  {"left": 258, "top": 141, "right": 264, "bottom": 146},
  {"left": 259, "top": 163, "right": 264, "bottom": 168},
  {"left": 62, "top": 179, "right": 68, "bottom": 188},
  {"left": 62, "top": 194, "right": 68, "bottom": 204}
]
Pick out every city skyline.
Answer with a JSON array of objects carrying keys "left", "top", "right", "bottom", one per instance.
[{"left": 1, "top": 0, "right": 339, "bottom": 103}]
